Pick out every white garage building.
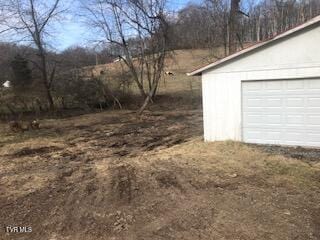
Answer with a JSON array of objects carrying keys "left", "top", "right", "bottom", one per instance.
[{"left": 188, "top": 15, "right": 320, "bottom": 147}]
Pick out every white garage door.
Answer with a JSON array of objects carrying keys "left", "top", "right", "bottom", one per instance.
[{"left": 242, "top": 79, "right": 320, "bottom": 147}]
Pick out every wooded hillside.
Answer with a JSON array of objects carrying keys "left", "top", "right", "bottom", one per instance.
[{"left": 0, "top": 0, "right": 319, "bottom": 117}]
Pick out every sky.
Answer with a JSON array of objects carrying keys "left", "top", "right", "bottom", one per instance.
[
  {"left": 55, "top": 0, "right": 198, "bottom": 51},
  {"left": 0, "top": 0, "right": 256, "bottom": 51}
]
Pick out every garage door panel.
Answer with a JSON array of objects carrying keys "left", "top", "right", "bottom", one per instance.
[
  {"left": 243, "top": 129, "right": 282, "bottom": 144},
  {"left": 266, "top": 131, "right": 282, "bottom": 141},
  {"left": 308, "top": 80, "right": 320, "bottom": 89},
  {"left": 246, "top": 98, "right": 264, "bottom": 107},
  {"left": 266, "top": 114, "right": 282, "bottom": 124},
  {"left": 285, "top": 132, "right": 304, "bottom": 141},
  {"left": 246, "top": 90, "right": 320, "bottom": 96},
  {"left": 308, "top": 132, "right": 320, "bottom": 140},
  {"left": 265, "top": 81, "right": 283, "bottom": 91},
  {"left": 308, "top": 97, "right": 320, "bottom": 106},
  {"left": 306, "top": 115, "right": 320, "bottom": 125},
  {"left": 243, "top": 128, "right": 320, "bottom": 146},
  {"left": 243, "top": 114, "right": 263, "bottom": 125},
  {"left": 286, "top": 115, "right": 304, "bottom": 125},
  {"left": 266, "top": 98, "right": 283, "bottom": 107},
  {"left": 287, "top": 80, "right": 304, "bottom": 89},
  {"left": 287, "top": 97, "right": 304, "bottom": 107},
  {"left": 242, "top": 79, "right": 320, "bottom": 147},
  {"left": 242, "top": 81, "right": 264, "bottom": 91},
  {"left": 263, "top": 107, "right": 283, "bottom": 113},
  {"left": 243, "top": 130, "right": 261, "bottom": 139},
  {"left": 244, "top": 126, "right": 320, "bottom": 132}
]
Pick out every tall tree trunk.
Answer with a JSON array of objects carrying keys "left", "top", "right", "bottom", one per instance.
[
  {"left": 229, "top": 0, "right": 240, "bottom": 54},
  {"left": 138, "top": 81, "right": 158, "bottom": 115},
  {"left": 256, "top": 13, "right": 261, "bottom": 42},
  {"left": 29, "top": 0, "right": 56, "bottom": 111},
  {"left": 39, "top": 53, "right": 54, "bottom": 111}
]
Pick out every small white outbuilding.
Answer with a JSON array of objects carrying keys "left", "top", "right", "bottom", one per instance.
[
  {"left": 188, "top": 15, "right": 320, "bottom": 147},
  {"left": 2, "top": 81, "right": 10, "bottom": 88}
]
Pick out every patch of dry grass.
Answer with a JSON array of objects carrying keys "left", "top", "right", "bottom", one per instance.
[
  {"left": 151, "top": 139, "right": 320, "bottom": 187},
  {"left": 1, "top": 110, "right": 320, "bottom": 240}
]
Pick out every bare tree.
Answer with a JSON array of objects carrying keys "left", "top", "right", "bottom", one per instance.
[
  {"left": 83, "top": 0, "right": 169, "bottom": 113},
  {"left": 1, "top": 0, "right": 64, "bottom": 110},
  {"left": 204, "top": 0, "right": 229, "bottom": 55}
]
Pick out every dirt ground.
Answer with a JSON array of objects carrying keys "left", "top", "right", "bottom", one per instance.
[{"left": 0, "top": 109, "right": 320, "bottom": 240}]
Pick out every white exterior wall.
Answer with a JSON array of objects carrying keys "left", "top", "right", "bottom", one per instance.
[{"left": 202, "top": 26, "right": 320, "bottom": 141}]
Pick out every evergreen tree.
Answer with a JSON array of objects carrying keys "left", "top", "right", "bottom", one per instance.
[{"left": 10, "top": 54, "right": 32, "bottom": 91}]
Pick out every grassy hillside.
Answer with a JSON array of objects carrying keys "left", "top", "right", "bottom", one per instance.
[{"left": 80, "top": 49, "right": 220, "bottom": 96}]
